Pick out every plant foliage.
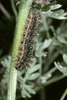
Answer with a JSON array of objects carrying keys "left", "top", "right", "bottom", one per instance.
[{"left": 0, "top": 0, "right": 67, "bottom": 99}]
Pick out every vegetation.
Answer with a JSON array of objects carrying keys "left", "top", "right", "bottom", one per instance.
[{"left": 0, "top": 0, "right": 67, "bottom": 100}]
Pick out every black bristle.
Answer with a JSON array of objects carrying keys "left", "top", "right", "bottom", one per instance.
[{"left": 15, "top": 10, "right": 40, "bottom": 71}]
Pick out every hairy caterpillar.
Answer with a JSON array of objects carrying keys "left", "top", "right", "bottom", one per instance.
[{"left": 15, "top": 10, "right": 40, "bottom": 70}]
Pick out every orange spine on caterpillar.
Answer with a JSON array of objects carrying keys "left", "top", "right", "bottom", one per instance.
[{"left": 15, "top": 10, "right": 40, "bottom": 71}]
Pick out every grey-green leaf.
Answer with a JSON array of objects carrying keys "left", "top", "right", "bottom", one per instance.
[{"left": 63, "top": 54, "right": 67, "bottom": 64}]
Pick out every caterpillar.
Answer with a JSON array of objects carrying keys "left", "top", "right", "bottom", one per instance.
[{"left": 15, "top": 10, "right": 40, "bottom": 71}]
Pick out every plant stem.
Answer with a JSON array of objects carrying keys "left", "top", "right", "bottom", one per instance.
[
  {"left": 0, "top": 2, "right": 12, "bottom": 20},
  {"left": 60, "top": 88, "right": 67, "bottom": 100},
  {"left": 10, "top": 0, "right": 17, "bottom": 18},
  {"left": 7, "top": 0, "right": 33, "bottom": 100},
  {"left": 7, "top": 66, "right": 17, "bottom": 100}
]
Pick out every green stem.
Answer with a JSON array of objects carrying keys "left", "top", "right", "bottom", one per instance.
[
  {"left": 0, "top": 2, "right": 12, "bottom": 20},
  {"left": 60, "top": 88, "right": 67, "bottom": 100},
  {"left": 7, "top": 0, "right": 33, "bottom": 100},
  {"left": 10, "top": 0, "right": 17, "bottom": 18}
]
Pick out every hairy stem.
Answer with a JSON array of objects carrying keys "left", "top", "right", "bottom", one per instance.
[{"left": 7, "top": 0, "right": 33, "bottom": 100}]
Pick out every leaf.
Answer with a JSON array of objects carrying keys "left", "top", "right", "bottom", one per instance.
[
  {"left": 25, "top": 64, "right": 40, "bottom": 80},
  {"left": 57, "top": 36, "right": 67, "bottom": 44},
  {"left": 35, "top": 42, "right": 43, "bottom": 56},
  {"left": 21, "top": 87, "right": 31, "bottom": 98},
  {"left": 21, "top": 84, "right": 36, "bottom": 98},
  {"left": 50, "top": 4, "right": 62, "bottom": 10},
  {"left": 25, "top": 84, "right": 36, "bottom": 94},
  {"left": 50, "top": 9, "right": 67, "bottom": 20},
  {"left": 54, "top": 62, "right": 67, "bottom": 75},
  {"left": 42, "top": 39, "right": 52, "bottom": 49},
  {"left": 27, "top": 64, "right": 40, "bottom": 74},
  {"left": 28, "top": 73, "right": 40, "bottom": 80},
  {"left": 20, "top": 84, "right": 33, "bottom": 98},
  {"left": 1, "top": 56, "right": 11, "bottom": 68},
  {"left": 63, "top": 54, "right": 67, "bottom": 64}
]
